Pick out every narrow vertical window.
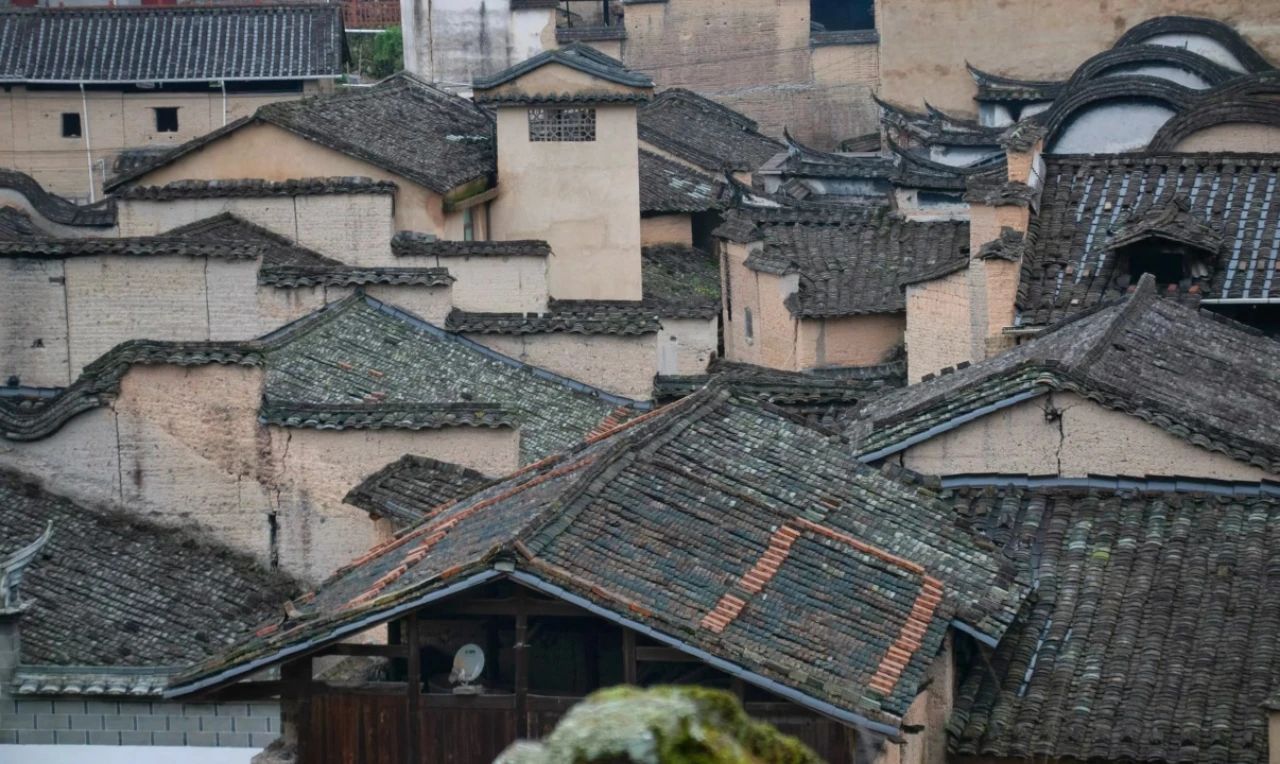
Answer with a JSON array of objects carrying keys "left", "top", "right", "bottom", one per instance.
[
  {"left": 61, "top": 112, "right": 82, "bottom": 138},
  {"left": 528, "top": 107, "right": 596, "bottom": 142},
  {"left": 154, "top": 107, "right": 179, "bottom": 133},
  {"left": 463, "top": 208, "right": 475, "bottom": 241},
  {"left": 744, "top": 307, "right": 754, "bottom": 341}
]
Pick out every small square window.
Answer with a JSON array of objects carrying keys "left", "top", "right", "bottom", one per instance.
[
  {"left": 528, "top": 107, "right": 596, "bottom": 142},
  {"left": 154, "top": 107, "right": 179, "bottom": 133},
  {"left": 61, "top": 112, "right": 82, "bottom": 138}
]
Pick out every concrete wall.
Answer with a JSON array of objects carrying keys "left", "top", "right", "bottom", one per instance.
[
  {"left": 399, "top": 0, "right": 555, "bottom": 87},
  {"left": 0, "top": 363, "right": 522, "bottom": 583},
  {"left": 795, "top": 313, "right": 904, "bottom": 368},
  {"left": 0, "top": 86, "right": 314, "bottom": 202},
  {"left": 467, "top": 333, "right": 656, "bottom": 400},
  {"left": 899, "top": 391, "right": 1274, "bottom": 481},
  {"left": 621, "top": 0, "right": 878, "bottom": 148},
  {"left": 656, "top": 317, "right": 719, "bottom": 376},
  {"left": 0, "top": 697, "right": 279, "bottom": 748},
  {"left": 489, "top": 102, "right": 643, "bottom": 301},
  {"left": 122, "top": 122, "right": 439, "bottom": 236},
  {"left": 904, "top": 269, "right": 974, "bottom": 384},
  {"left": 641, "top": 214, "right": 693, "bottom": 246},
  {"left": 876, "top": 0, "right": 1280, "bottom": 117}
]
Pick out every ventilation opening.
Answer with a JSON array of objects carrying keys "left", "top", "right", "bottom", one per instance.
[
  {"left": 268, "top": 511, "right": 280, "bottom": 570},
  {"left": 1116, "top": 240, "right": 1211, "bottom": 291},
  {"left": 743, "top": 307, "right": 754, "bottom": 342},
  {"left": 61, "top": 112, "right": 82, "bottom": 138},
  {"left": 154, "top": 107, "right": 179, "bottom": 133},
  {"left": 811, "top": 0, "right": 874, "bottom": 31}
]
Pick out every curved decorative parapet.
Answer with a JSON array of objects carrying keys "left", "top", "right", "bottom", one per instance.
[
  {"left": 1, "top": 522, "right": 53, "bottom": 612},
  {"left": 0, "top": 169, "right": 116, "bottom": 228}
]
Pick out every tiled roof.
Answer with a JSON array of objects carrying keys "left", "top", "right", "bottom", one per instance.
[
  {"left": 1020, "top": 155, "right": 1280, "bottom": 325},
  {"left": 848, "top": 276, "right": 1280, "bottom": 473},
  {"left": 639, "top": 150, "right": 724, "bottom": 213},
  {"left": 637, "top": 89, "right": 784, "bottom": 173},
  {"left": 474, "top": 42, "right": 652, "bottom": 91},
  {"left": 0, "top": 169, "right": 116, "bottom": 227},
  {"left": 343, "top": 455, "right": 495, "bottom": 527},
  {"left": 0, "top": 4, "right": 344, "bottom": 84},
  {"left": 641, "top": 244, "right": 721, "bottom": 319},
  {"left": 0, "top": 469, "right": 297, "bottom": 678},
  {"left": 3, "top": 295, "right": 633, "bottom": 462},
  {"left": 391, "top": 233, "right": 551, "bottom": 259},
  {"left": 763, "top": 131, "right": 994, "bottom": 194},
  {"left": 109, "top": 75, "right": 495, "bottom": 195},
  {"left": 162, "top": 212, "right": 340, "bottom": 268},
  {"left": 169, "top": 387, "right": 1026, "bottom": 732},
  {"left": 737, "top": 209, "right": 970, "bottom": 317},
  {"left": 259, "top": 266, "right": 454, "bottom": 288},
  {"left": 447, "top": 301, "right": 663, "bottom": 335},
  {"left": 947, "top": 484, "right": 1280, "bottom": 764},
  {"left": 117, "top": 176, "right": 398, "bottom": 201},
  {"left": 0, "top": 230, "right": 265, "bottom": 260}
]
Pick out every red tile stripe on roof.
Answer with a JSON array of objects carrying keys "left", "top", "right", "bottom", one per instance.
[{"left": 868, "top": 575, "right": 944, "bottom": 696}]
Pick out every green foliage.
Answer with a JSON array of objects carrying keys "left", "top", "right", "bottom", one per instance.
[
  {"left": 495, "top": 686, "right": 824, "bottom": 764},
  {"left": 369, "top": 26, "right": 404, "bottom": 80}
]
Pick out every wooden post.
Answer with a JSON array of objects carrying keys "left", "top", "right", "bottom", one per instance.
[
  {"left": 406, "top": 614, "right": 421, "bottom": 764},
  {"left": 622, "top": 630, "right": 637, "bottom": 685},
  {"left": 515, "top": 602, "right": 529, "bottom": 738},
  {"left": 281, "top": 657, "right": 312, "bottom": 762}
]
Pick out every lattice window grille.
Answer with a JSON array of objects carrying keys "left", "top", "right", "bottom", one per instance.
[{"left": 528, "top": 107, "right": 597, "bottom": 142}]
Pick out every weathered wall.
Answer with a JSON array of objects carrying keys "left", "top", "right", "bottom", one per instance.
[
  {"left": 796, "top": 313, "right": 904, "bottom": 368},
  {"left": 0, "top": 697, "right": 280, "bottom": 747},
  {"left": 641, "top": 214, "right": 693, "bottom": 246},
  {"left": 0, "top": 86, "right": 311, "bottom": 201},
  {"left": 122, "top": 121, "right": 437, "bottom": 236},
  {"left": 399, "top": 0, "right": 555, "bottom": 87},
  {"left": 489, "top": 102, "right": 643, "bottom": 301},
  {"left": 117, "top": 191, "right": 395, "bottom": 263},
  {"left": 1175, "top": 123, "right": 1280, "bottom": 153},
  {"left": 900, "top": 391, "right": 1274, "bottom": 481},
  {"left": 0, "top": 362, "right": 523, "bottom": 583},
  {"left": 655, "top": 317, "right": 719, "bottom": 376},
  {"left": 905, "top": 269, "right": 977, "bottom": 384},
  {"left": 874, "top": 634, "right": 952, "bottom": 764},
  {"left": 877, "top": 0, "right": 1280, "bottom": 116},
  {"left": 721, "top": 240, "right": 801, "bottom": 370},
  {"left": 0, "top": 259, "right": 70, "bottom": 388},
  {"left": 467, "top": 333, "right": 655, "bottom": 400},
  {"left": 621, "top": 0, "right": 878, "bottom": 147},
  {"left": 432, "top": 254, "right": 549, "bottom": 313}
]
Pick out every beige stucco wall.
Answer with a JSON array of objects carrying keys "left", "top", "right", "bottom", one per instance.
[
  {"left": 466, "top": 332, "right": 655, "bottom": 400},
  {"left": 0, "top": 362, "right": 523, "bottom": 582},
  {"left": 117, "top": 192, "right": 395, "bottom": 263},
  {"left": 656, "top": 317, "right": 718, "bottom": 376},
  {"left": 1174, "top": 123, "right": 1280, "bottom": 153},
  {"left": 1270, "top": 710, "right": 1280, "bottom": 764},
  {"left": 796, "top": 313, "right": 904, "bottom": 368},
  {"left": 480, "top": 62, "right": 644, "bottom": 102},
  {"left": 900, "top": 391, "right": 1274, "bottom": 481},
  {"left": 1, "top": 259, "right": 70, "bottom": 387},
  {"left": 489, "top": 104, "right": 643, "bottom": 301},
  {"left": 905, "top": 269, "right": 975, "bottom": 384},
  {"left": 431, "top": 254, "right": 549, "bottom": 313},
  {"left": 0, "top": 86, "right": 314, "bottom": 201},
  {"left": 122, "top": 121, "right": 441, "bottom": 235},
  {"left": 621, "top": 0, "right": 878, "bottom": 147},
  {"left": 876, "top": 0, "right": 1280, "bottom": 116},
  {"left": 721, "top": 240, "right": 802, "bottom": 370},
  {"left": 641, "top": 214, "right": 693, "bottom": 246}
]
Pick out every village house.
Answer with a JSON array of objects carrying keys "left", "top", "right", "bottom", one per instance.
[{"left": 0, "top": 4, "right": 346, "bottom": 201}]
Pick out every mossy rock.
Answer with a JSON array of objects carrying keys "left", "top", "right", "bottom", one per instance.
[{"left": 494, "top": 686, "right": 823, "bottom": 764}]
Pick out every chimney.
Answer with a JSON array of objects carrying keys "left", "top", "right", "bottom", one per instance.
[{"left": 0, "top": 523, "right": 51, "bottom": 699}]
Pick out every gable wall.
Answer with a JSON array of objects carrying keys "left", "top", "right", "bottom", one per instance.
[
  {"left": 796, "top": 313, "right": 904, "bottom": 368},
  {"left": 720, "top": 240, "right": 802, "bottom": 370},
  {"left": 0, "top": 363, "right": 522, "bottom": 583},
  {"left": 898, "top": 391, "right": 1272, "bottom": 481},
  {"left": 466, "top": 333, "right": 656, "bottom": 400}
]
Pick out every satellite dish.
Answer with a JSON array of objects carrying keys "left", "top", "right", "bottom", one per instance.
[{"left": 449, "top": 643, "right": 485, "bottom": 688}]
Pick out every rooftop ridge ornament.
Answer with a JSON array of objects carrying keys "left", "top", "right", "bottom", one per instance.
[{"left": 1, "top": 521, "right": 52, "bottom": 613}]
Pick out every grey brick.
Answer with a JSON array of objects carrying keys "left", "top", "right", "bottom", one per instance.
[
  {"left": 120, "top": 730, "right": 154, "bottom": 746},
  {"left": 250, "top": 732, "right": 280, "bottom": 748},
  {"left": 183, "top": 703, "right": 217, "bottom": 716},
  {"left": 136, "top": 715, "right": 168, "bottom": 732},
  {"left": 0, "top": 730, "right": 16, "bottom": 744},
  {"left": 56, "top": 730, "right": 88, "bottom": 744},
  {"left": 232, "top": 716, "right": 270, "bottom": 733},
  {"left": 35, "top": 713, "right": 69, "bottom": 730},
  {"left": 14, "top": 700, "right": 52, "bottom": 714},
  {"left": 150, "top": 702, "right": 183, "bottom": 715},
  {"left": 53, "top": 700, "right": 86, "bottom": 714},
  {"left": 246, "top": 702, "right": 280, "bottom": 717},
  {"left": 85, "top": 701, "right": 120, "bottom": 714},
  {"left": 103, "top": 714, "right": 137, "bottom": 731},
  {"left": 69, "top": 713, "right": 104, "bottom": 730},
  {"left": 215, "top": 703, "right": 249, "bottom": 716},
  {"left": 0, "top": 713, "right": 35, "bottom": 729},
  {"left": 88, "top": 730, "right": 121, "bottom": 745},
  {"left": 1, "top": 699, "right": 15, "bottom": 714},
  {"left": 168, "top": 715, "right": 201, "bottom": 732},
  {"left": 152, "top": 731, "right": 186, "bottom": 746},
  {"left": 201, "top": 715, "right": 234, "bottom": 733},
  {"left": 18, "top": 729, "right": 56, "bottom": 744},
  {"left": 217, "top": 732, "right": 251, "bottom": 747},
  {"left": 186, "top": 731, "right": 218, "bottom": 747}
]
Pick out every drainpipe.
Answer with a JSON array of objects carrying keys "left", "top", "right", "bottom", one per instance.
[
  {"left": 78, "top": 82, "right": 95, "bottom": 203},
  {"left": 220, "top": 80, "right": 228, "bottom": 126}
]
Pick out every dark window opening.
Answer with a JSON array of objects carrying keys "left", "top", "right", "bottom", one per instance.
[
  {"left": 154, "top": 107, "right": 179, "bottom": 133},
  {"left": 1204, "top": 304, "right": 1280, "bottom": 338},
  {"left": 1114, "top": 240, "right": 1212, "bottom": 292},
  {"left": 463, "top": 208, "right": 475, "bottom": 241},
  {"left": 744, "top": 307, "right": 754, "bottom": 341},
  {"left": 810, "top": 0, "right": 874, "bottom": 31},
  {"left": 1127, "top": 248, "right": 1185, "bottom": 285},
  {"left": 61, "top": 112, "right": 82, "bottom": 138}
]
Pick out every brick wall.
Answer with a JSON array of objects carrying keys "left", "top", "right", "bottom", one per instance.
[
  {"left": 469, "top": 333, "right": 657, "bottom": 400},
  {"left": 904, "top": 269, "right": 974, "bottom": 383},
  {"left": 0, "top": 697, "right": 278, "bottom": 748}
]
